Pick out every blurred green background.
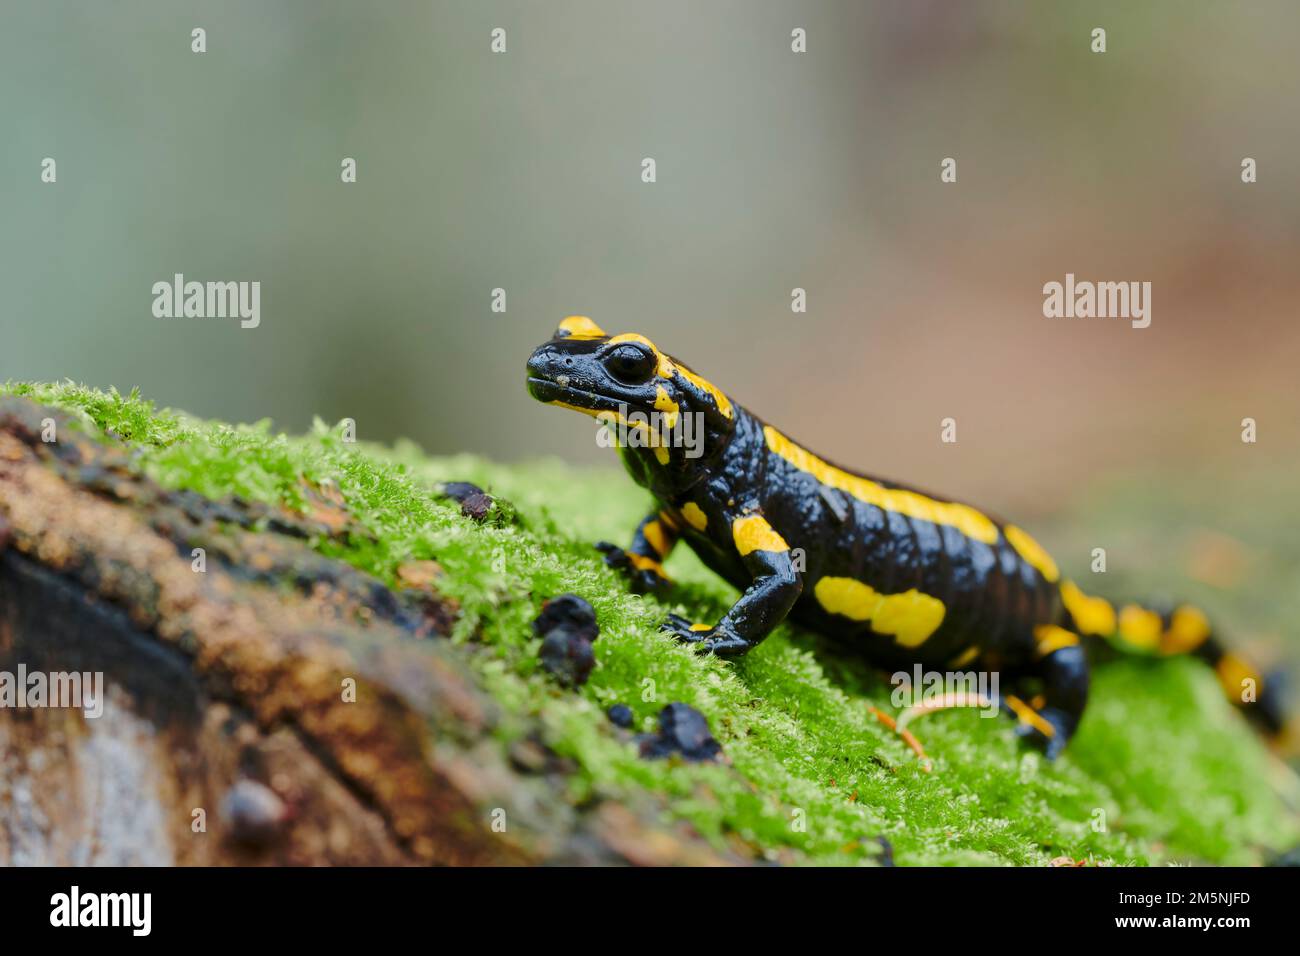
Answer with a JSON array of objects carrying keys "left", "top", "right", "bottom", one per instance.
[{"left": 3, "top": 3, "right": 1299, "bottom": 651}]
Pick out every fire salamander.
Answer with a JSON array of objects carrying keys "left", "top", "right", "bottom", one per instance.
[{"left": 526, "top": 316, "right": 1286, "bottom": 757}]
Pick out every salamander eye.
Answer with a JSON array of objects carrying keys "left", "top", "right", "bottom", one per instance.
[{"left": 603, "top": 344, "right": 656, "bottom": 384}]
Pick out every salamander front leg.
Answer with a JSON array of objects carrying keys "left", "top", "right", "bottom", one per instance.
[{"left": 661, "top": 513, "right": 803, "bottom": 658}]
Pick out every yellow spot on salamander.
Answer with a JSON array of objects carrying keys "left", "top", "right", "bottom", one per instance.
[
  {"left": 763, "top": 426, "right": 998, "bottom": 544},
  {"left": 654, "top": 385, "right": 680, "bottom": 429},
  {"left": 555, "top": 401, "right": 670, "bottom": 466},
  {"left": 1118, "top": 604, "right": 1162, "bottom": 650},
  {"left": 627, "top": 552, "right": 669, "bottom": 579},
  {"left": 1003, "top": 525, "right": 1060, "bottom": 583},
  {"left": 1005, "top": 695, "right": 1056, "bottom": 738},
  {"left": 732, "top": 514, "right": 789, "bottom": 556},
  {"left": 1033, "top": 625, "right": 1080, "bottom": 659},
  {"left": 681, "top": 502, "right": 708, "bottom": 531},
  {"left": 556, "top": 315, "right": 606, "bottom": 339},
  {"left": 670, "top": 362, "right": 733, "bottom": 420},
  {"left": 658, "top": 510, "right": 680, "bottom": 531},
  {"left": 690, "top": 623, "right": 712, "bottom": 632},
  {"left": 1060, "top": 580, "right": 1116, "bottom": 636},
  {"left": 949, "top": 646, "right": 980, "bottom": 668},
  {"left": 813, "top": 576, "right": 945, "bottom": 648},
  {"left": 592, "top": 410, "right": 666, "bottom": 466},
  {"left": 814, "top": 577, "right": 880, "bottom": 620},
  {"left": 548, "top": 399, "right": 603, "bottom": 419},
  {"left": 1161, "top": 605, "right": 1211, "bottom": 655},
  {"left": 873, "top": 591, "right": 947, "bottom": 648},
  {"left": 1215, "top": 652, "right": 1260, "bottom": 700},
  {"left": 643, "top": 520, "right": 672, "bottom": 557}
]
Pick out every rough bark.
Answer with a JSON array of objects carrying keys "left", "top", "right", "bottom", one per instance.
[{"left": 0, "top": 397, "right": 742, "bottom": 865}]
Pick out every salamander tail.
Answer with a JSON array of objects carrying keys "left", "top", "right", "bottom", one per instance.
[{"left": 1059, "top": 580, "right": 1289, "bottom": 741}]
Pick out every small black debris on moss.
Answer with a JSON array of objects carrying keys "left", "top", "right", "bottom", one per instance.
[
  {"left": 439, "top": 481, "right": 482, "bottom": 502},
  {"left": 534, "top": 594, "right": 599, "bottom": 687},
  {"left": 637, "top": 703, "right": 722, "bottom": 762},
  {"left": 532, "top": 593, "right": 599, "bottom": 643},
  {"left": 438, "top": 481, "right": 494, "bottom": 522},
  {"left": 606, "top": 703, "right": 634, "bottom": 728}
]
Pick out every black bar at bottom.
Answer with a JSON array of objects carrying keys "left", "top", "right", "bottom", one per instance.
[{"left": 0, "top": 865, "right": 1287, "bottom": 941}]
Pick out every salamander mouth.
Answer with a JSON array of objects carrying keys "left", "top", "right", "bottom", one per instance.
[{"left": 527, "top": 376, "right": 619, "bottom": 414}]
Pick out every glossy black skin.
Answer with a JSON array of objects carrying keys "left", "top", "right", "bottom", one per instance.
[{"left": 526, "top": 327, "right": 1084, "bottom": 754}]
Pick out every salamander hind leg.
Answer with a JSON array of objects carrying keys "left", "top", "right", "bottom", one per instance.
[
  {"left": 596, "top": 510, "right": 679, "bottom": 594},
  {"left": 1004, "top": 626, "right": 1090, "bottom": 759}
]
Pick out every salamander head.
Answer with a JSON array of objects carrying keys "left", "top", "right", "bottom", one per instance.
[{"left": 526, "top": 316, "right": 736, "bottom": 475}]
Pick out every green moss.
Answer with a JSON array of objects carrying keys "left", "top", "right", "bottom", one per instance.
[{"left": 5, "top": 381, "right": 1295, "bottom": 865}]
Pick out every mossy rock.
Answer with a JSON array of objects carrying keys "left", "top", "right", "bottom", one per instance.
[{"left": 2, "top": 381, "right": 1295, "bottom": 865}]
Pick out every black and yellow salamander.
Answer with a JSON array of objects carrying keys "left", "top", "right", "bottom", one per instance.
[{"left": 526, "top": 316, "right": 1285, "bottom": 757}]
